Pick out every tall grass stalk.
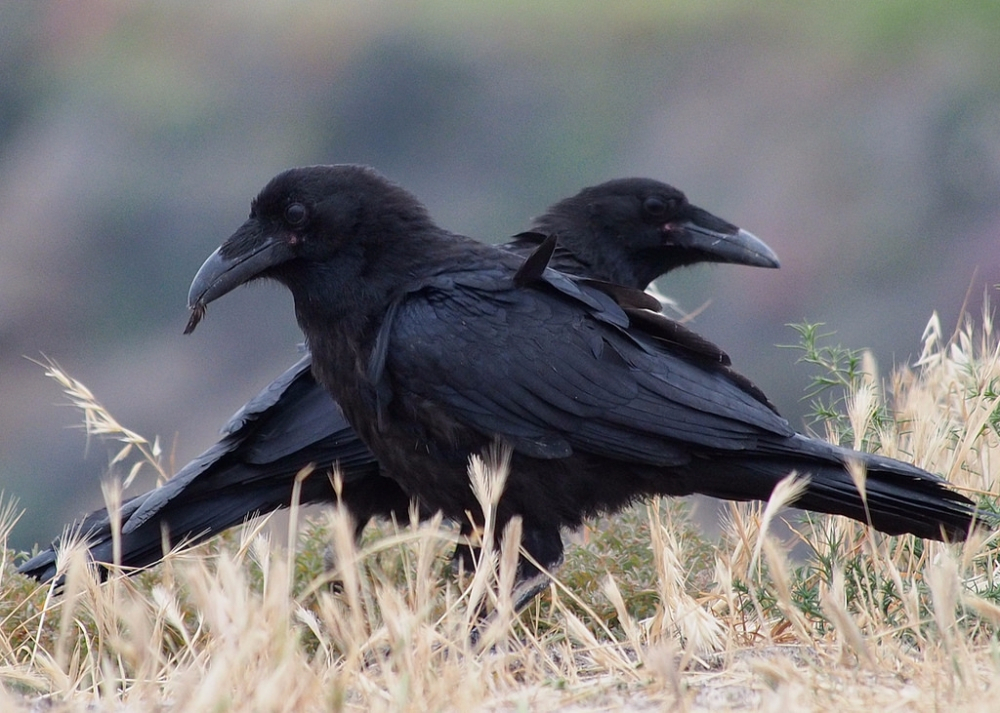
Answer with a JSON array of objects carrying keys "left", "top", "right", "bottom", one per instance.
[{"left": 2, "top": 305, "right": 999, "bottom": 711}]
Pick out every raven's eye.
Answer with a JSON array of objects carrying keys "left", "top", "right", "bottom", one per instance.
[
  {"left": 643, "top": 197, "right": 665, "bottom": 216},
  {"left": 642, "top": 196, "right": 677, "bottom": 217},
  {"left": 284, "top": 202, "right": 307, "bottom": 226}
]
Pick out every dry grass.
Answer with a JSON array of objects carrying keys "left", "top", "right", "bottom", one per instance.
[{"left": 2, "top": 304, "right": 1000, "bottom": 711}]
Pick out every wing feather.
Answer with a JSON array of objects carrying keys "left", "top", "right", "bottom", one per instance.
[{"left": 383, "top": 277, "right": 792, "bottom": 466}]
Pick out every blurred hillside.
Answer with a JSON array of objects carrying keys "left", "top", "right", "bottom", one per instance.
[{"left": 1, "top": 2, "right": 998, "bottom": 551}]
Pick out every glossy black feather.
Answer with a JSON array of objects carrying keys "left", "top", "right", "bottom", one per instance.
[
  {"left": 176, "top": 166, "right": 981, "bottom": 585},
  {"left": 20, "top": 175, "right": 779, "bottom": 583},
  {"left": 512, "top": 233, "right": 558, "bottom": 287}
]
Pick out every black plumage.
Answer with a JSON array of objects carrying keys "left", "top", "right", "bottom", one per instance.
[
  {"left": 176, "top": 165, "right": 980, "bottom": 605},
  {"left": 19, "top": 175, "right": 778, "bottom": 583}
]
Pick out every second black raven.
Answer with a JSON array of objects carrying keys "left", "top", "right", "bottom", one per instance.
[
  {"left": 183, "top": 164, "right": 983, "bottom": 606},
  {"left": 19, "top": 177, "right": 777, "bottom": 582}
]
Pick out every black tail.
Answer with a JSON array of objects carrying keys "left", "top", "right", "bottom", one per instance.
[
  {"left": 17, "top": 493, "right": 149, "bottom": 583},
  {"left": 16, "top": 468, "right": 332, "bottom": 583},
  {"left": 16, "top": 453, "right": 411, "bottom": 583},
  {"left": 687, "top": 434, "right": 985, "bottom": 541},
  {"left": 18, "top": 355, "right": 408, "bottom": 584}
]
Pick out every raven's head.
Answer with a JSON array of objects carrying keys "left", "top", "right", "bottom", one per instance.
[
  {"left": 529, "top": 178, "right": 779, "bottom": 289},
  {"left": 186, "top": 164, "right": 433, "bottom": 333}
]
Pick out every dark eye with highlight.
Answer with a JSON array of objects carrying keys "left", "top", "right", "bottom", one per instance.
[{"left": 284, "top": 202, "right": 307, "bottom": 226}]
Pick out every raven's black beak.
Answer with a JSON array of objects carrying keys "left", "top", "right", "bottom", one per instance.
[
  {"left": 669, "top": 206, "right": 780, "bottom": 269},
  {"left": 185, "top": 227, "right": 293, "bottom": 334}
]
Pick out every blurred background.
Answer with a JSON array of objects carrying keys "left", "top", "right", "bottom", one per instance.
[{"left": 1, "top": 2, "right": 998, "bottom": 552}]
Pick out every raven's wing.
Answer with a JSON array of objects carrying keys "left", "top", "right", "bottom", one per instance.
[
  {"left": 124, "top": 354, "right": 375, "bottom": 533},
  {"left": 19, "top": 354, "right": 385, "bottom": 582},
  {"left": 219, "top": 353, "right": 358, "bottom": 463},
  {"left": 381, "top": 272, "right": 793, "bottom": 466}
]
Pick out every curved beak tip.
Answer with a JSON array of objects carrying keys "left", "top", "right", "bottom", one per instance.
[
  {"left": 183, "top": 234, "right": 290, "bottom": 329},
  {"left": 183, "top": 302, "right": 206, "bottom": 335},
  {"left": 732, "top": 228, "right": 780, "bottom": 269}
]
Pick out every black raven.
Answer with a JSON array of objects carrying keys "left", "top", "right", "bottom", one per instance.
[
  {"left": 19, "top": 177, "right": 778, "bottom": 583},
  {"left": 180, "top": 164, "right": 982, "bottom": 607}
]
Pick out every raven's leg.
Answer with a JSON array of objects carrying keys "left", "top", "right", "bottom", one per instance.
[
  {"left": 468, "top": 521, "right": 564, "bottom": 647},
  {"left": 511, "top": 522, "right": 564, "bottom": 612},
  {"left": 451, "top": 520, "right": 479, "bottom": 575},
  {"left": 322, "top": 472, "right": 417, "bottom": 585},
  {"left": 456, "top": 519, "right": 564, "bottom": 608}
]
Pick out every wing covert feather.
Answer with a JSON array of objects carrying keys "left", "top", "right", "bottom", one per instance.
[{"left": 384, "top": 280, "right": 792, "bottom": 463}]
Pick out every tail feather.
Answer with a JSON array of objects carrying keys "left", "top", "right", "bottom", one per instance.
[
  {"left": 690, "top": 435, "right": 985, "bottom": 541},
  {"left": 18, "top": 479, "right": 323, "bottom": 583},
  {"left": 16, "top": 455, "right": 400, "bottom": 584}
]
